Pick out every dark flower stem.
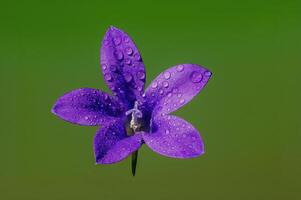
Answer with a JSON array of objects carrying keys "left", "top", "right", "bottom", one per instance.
[
  {"left": 131, "top": 124, "right": 139, "bottom": 176},
  {"left": 131, "top": 150, "right": 138, "bottom": 176}
]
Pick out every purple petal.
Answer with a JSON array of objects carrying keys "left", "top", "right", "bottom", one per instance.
[
  {"left": 94, "top": 119, "right": 143, "bottom": 164},
  {"left": 143, "top": 115, "right": 204, "bottom": 158},
  {"left": 101, "top": 26, "right": 146, "bottom": 105},
  {"left": 144, "top": 64, "right": 212, "bottom": 115},
  {"left": 51, "top": 88, "right": 123, "bottom": 126}
]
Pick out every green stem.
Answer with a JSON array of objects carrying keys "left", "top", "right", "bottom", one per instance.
[{"left": 131, "top": 150, "right": 138, "bottom": 176}]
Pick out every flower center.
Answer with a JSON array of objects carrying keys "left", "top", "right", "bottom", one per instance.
[{"left": 125, "top": 101, "right": 143, "bottom": 132}]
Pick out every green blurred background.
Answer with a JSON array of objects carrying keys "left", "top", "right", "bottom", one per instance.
[{"left": 1, "top": 0, "right": 300, "bottom": 199}]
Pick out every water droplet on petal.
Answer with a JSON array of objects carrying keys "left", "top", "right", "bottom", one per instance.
[
  {"left": 114, "top": 51, "right": 123, "bottom": 60},
  {"left": 164, "top": 71, "right": 171, "bottom": 79},
  {"left": 163, "top": 81, "right": 169, "bottom": 88},
  {"left": 190, "top": 71, "right": 203, "bottom": 83},
  {"left": 176, "top": 65, "right": 184, "bottom": 72},
  {"left": 102, "top": 64, "right": 107, "bottom": 70},
  {"left": 204, "top": 71, "right": 212, "bottom": 77},
  {"left": 134, "top": 53, "right": 141, "bottom": 61},
  {"left": 180, "top": 99, "right": 185, "bottom": 104},
  {"left": 104, "top": 40, "right": 110, "bottom": 46},
  {"left": 84, "top": 116, "right": 89, "bottom": 120},
  {"left": 123, "top": 36, "right": 130, "bottom": 43},
  {"left": 110, "top": 65, "right": 117, "bottom": 72},
  {"left": 113, "top": 36, "right": 121, "bottom": 45},
  {"left": 124, "top": 73, "right": 132, "bottom": 82},
  {"left": 125, "top": 47, "right": 133, "bottom": 55},
  {"left": 125, "top": 58, "right": 132, "bottom": 65},
  {"left": 137, "top": 86, "right": 143, "bottom": 91},
  {"left": 159, "top": 89, "right": 164, "bottom": 95},
  {"left": 151, "top": 82, "right": 158, "bottom": 89},
  {"left": 104, "top": 74, "right": 112, "bottom": 81},
  {"left": 137, "top": 71, "right": 145, "bottom": 80},
  {"left": 167, "top": 92, "right": 172, "bottom": 97},
  {"left": 165, "top": 129, "right": 170, "bottom": 134}
]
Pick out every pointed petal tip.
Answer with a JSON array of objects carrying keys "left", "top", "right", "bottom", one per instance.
[
  {"left": 109, "top": 25, "right": 118, "bottom": 30},
  {"left": 107, "top": 25, "right": 121, "bottom": 33},
  {"left": 50, "top": 103, "right": 58, "bottom": 115}
]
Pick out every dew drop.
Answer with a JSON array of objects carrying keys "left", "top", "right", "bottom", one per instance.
[
  {"left": 204, "top": 70, "right": 212, "bottom": 77},
  {"left": 104, "top": 93, "right": 109, "bottom": 100},
  {"left": 110, "top": 65, "right": 117, "bottom": 72},
  {"left": 123, "top": 36, "right": 130, "bottom": 43},
  {"left": 176, "top": 65, "right": 184, "bottom": 72},
  {"left": 114, "top": 51, "right": 124, "bottom": 60},
  {"left": 137, "top": 86, "right": 143, "bottom": 91},
  {"left": 113, "top": 36, "right": 121, "bottom": 45},
  {"left": 104, "top": 40, "right": 110, "bottom": 46},
  {"left": 134, "top": 53, "right": 141, "bottom": 61},
  {"left": 84, "top": 116, "right": 89, "bottom": 120},
  {"left": 190, "top": 71, "right": 203, "bottom": 83},
  {"left": 104, "top": 74, "right": 112, "bottom": 81},
  {"left": 163, "top": 71, "right": 171, "bottom": 79},
  {"left": 151, "top": 81, "right": 158, "bottom": 89},
  {"left": 102, "top": 64, "right": 107, "bottom": 70},
  {"left": 124, "top": 58, "right": 132, "bottom": 65},
  {"left": 124, "top": 73, "right": 132, "bottom": 82},
  {"left": 167, "top": 92, "right": 172, "bottom": 97},
  {"left": 159, "top": 89, "right": 164, "bottom": 95},
  {"left": 165, "top": 129, "right": 170, "bottom": 134},
  {"left": 125, "top": 47, "right": 133, "bottom": 55},
  {"left": 180, "top": 99, "right": 185, "bottom": 104},
  {"left": 163, "top": 81, "right": 169, "bottom": 88},
  {"left": 137, "top": 71, "right": 145, "bottom": 80},
  {"left": 172, "top": 88, "right": 178, "bottom": 93}
]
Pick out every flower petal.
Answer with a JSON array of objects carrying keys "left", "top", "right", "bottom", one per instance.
[
  {"left": 51, "top": 88, "right": 123, "bottom": 126},
  {"left": 143, "top": 115, "right": 204, "bottom": 158},
  {"left": 94, "top": 119, "right": 143, "bottom": 164},
  {"left": 100, "top": 26, "right": 146, "bottom": 106},
  {"left": 144, "top": 64, "right": 212, "bottom": 115}
]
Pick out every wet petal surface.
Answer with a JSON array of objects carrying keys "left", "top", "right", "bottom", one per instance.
[
  {"left": 94, "top": 119, "right": 143, "bottom": 164},
  {"left": 101, "top": 26, "right": 146, "bottom": 107},
  {"left": 143, "top": 115, "right": 204, "bottom": 158},
  {"left": 52, "top": 88, "right": 123, "bottom": 126},
  {"left": 144, "top": 64, "right": 212, "bottom": 115}
]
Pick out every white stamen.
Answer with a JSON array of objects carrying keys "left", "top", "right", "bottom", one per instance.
[{"left": 125, "top": 101, "right": 142, "bottom": 131}]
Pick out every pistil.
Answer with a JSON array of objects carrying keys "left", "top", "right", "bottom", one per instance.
[
  {"left": 125, "top": 101, "right": 142, "bottom": 132},
  {"left": 125, "top": 101, "right": 143, "bottom": 176}
]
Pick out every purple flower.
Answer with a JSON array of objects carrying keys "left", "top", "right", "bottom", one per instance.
[{"left": 52, "top": 26, "right": 212, "bottom": 175}]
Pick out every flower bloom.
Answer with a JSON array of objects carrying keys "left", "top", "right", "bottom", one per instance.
[{"left": 52, "top": 26, "right": 212, "bottom": 170}]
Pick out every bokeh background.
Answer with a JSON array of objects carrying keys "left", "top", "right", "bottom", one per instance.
[{"left": 1, "top": 0, "right": 300, "bottom": 199}]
